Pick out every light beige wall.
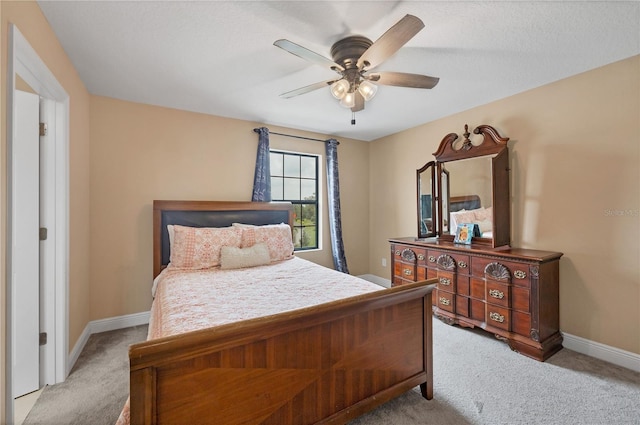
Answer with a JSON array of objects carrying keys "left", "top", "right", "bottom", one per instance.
[
  {"left": 89, "top": 96, "right": 369, "bottom": 319},
  {"left": 1, "top": 1, "right": 91, "bottom": 421},
  {"left": 369, "top": 55, "right": 640, "bottom": 355}
]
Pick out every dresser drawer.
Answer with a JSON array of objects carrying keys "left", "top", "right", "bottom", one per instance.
[
  {"left": 470, "top": 299, "right": 485, "bottom": 322},
  {"left": 394, "top": 262, "right": 416, "bottom": 281},
  {"left": 393, "top": 246, "right": 418, "bottom": 263},
  {"left": 429, "top": 250, "right": 471, "bottom": 274},
  {"left": 417, "top": 266, "right": 427, "bottom": 281},
  {"left": 457, "top": 275, "right": 470, "bottom": 296},
  {"left": 512, "top": 310, "right": 531, "bottom": 337},
  {"left": 512, "top": 286, "right": 530, "bottom": 313},
  {"left": 486, "top": 305, "right": 510, "bottom": 331},
  {"left": 486, "top": 280, "right": 510, "bottom": 308},
  {"left": 425, "top": 251, "right": 439, "bottom": 268},
  {"left": 413, "top": 248, "right": 428, "bottom": 265},
  {"left": 435, "top": 290, "right": 455, "bottom": 313},
  {"left": 456, "top": 295, "right": 470, "bottom": 317},
  {"left": 436, "top": 271, "right": 456, "bottom": 292},
  {"left": 471, "top": 257, "right": 531, "bottom": 287},
  {"left": 470, "top": 277, "right": 485, "bottom": 300},
  {"left": 393, "top": 276, "right": 415, "bottom": 286}
]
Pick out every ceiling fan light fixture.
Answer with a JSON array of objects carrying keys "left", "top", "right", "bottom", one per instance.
[
  {"left": 330, "top": 79, "right": 350, "bottom": 99},
  {"left": 339, "top": 91, "right": 355, "bottom": 108},
  {"left": 358, "top": 80, "right": 378, "bottom": 101}
]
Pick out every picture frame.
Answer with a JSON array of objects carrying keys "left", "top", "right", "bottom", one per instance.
[{"left": 454, "top": 223, "right": 480, "bottom": 244}]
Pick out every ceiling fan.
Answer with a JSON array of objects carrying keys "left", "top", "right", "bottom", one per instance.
[{"left": 274, "top": 14, "right": 439, "bottom": 122}]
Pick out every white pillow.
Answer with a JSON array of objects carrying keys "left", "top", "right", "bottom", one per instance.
[{"left": 476, "top": 219, "right": 493, "bottom": 235}]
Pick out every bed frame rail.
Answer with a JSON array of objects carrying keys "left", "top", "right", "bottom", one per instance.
[{"left": 129, "top": 280, "right": 435, "bottom": 424}]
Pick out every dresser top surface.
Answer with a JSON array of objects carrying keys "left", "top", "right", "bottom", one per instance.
[{"left": 390, "top": 237, "right": 563, "bottom": 262}]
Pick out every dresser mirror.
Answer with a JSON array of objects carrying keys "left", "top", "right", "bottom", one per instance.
[
  {"left": 417, "top": 161, "right": 436, "bottom": 238},
  {"left": 417, "top": 124, "right": 511, "bottom": 248}
]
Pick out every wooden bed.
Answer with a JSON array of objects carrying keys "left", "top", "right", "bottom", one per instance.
[{"left": 127, "top": 200, "right": 435, "bottom": 424}]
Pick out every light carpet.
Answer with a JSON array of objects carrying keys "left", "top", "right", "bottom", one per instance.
[{"left": 24, "top": 320, "right": 640, "bottom": 424}]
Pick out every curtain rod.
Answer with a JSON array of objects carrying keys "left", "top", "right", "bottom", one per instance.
[{"left": 253, "top": 128, "right": 339, "bottom": 144}]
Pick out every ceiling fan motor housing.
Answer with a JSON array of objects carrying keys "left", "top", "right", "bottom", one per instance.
[{"left": 330, "top": 36, "right": 372, "bottom": 69}]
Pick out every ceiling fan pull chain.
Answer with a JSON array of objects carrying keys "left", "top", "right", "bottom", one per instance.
[{"left": 351, "top": 112, "right": 356, "bottom": 126}]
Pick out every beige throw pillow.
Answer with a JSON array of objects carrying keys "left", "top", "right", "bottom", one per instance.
[{"left": 220, "top": 243, "right": 271, "bottom": 269}]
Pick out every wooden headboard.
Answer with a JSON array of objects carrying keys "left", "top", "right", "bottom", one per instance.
[{"left": 153, "top": 200, "right": 294, "bottom": 278}]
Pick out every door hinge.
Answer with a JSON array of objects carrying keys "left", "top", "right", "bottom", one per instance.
[
  {"left": 39, "top": 122, "right": 47, "bottom": 136},
  {"left": 39, "top": 332, "right": 47, "bottom": 346},
  {"left": 39, "top": 227, "right": 48, "bottom": 241}
]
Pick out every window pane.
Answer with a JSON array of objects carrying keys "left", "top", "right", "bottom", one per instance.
[
  {"left": 270, "top": 152, "right": 283, "bottom": 176},
  {"left": 300, "top": 156, "right": 316, "bottom": 179},
  {"left": 283, "top": 155, "right": 300, "bottom": 177},
  {"left": 283, "top": 177, "right": 300, "bottom": 200},
  {"left": 300, "top": 226, "right": 317, "bottom": 249},
  {"left": 271, "top": 177, "right": 283, "bottom": 200},
  {"left": 292, "top": 227, "right": 302, "bottom": 248},
  {"left": 301, "top": 179, "right": 316, "bottom": 200},
  {"left": 293, "top": 204, "right": 303, "bottom": 226},
  {"left": 301, "top": 204, "right": 317, "bottom": 226}
]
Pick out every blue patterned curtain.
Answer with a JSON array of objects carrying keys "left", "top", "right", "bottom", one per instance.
[
  {"left": 325, "top": 139, "right": 349, "bottom": 273},
  {"left": 252, "top": 127, "right": 271, "bottom": 202}
]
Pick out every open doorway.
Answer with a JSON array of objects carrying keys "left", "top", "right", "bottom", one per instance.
[{"left": 6, "top": 24, "right": 70, "bottom": 424}]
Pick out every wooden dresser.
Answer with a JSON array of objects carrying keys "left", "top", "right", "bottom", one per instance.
[{"left": 389, "top": 237, "right": 563, "bottom": 361}]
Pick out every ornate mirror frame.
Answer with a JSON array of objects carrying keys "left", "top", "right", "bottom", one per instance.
[{"left": 417, "top": 124, "right": 511, "bottom": 248}]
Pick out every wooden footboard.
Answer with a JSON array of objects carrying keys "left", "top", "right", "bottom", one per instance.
[{"left": 129, "top": 279, "right": 435, "bottom": 424}]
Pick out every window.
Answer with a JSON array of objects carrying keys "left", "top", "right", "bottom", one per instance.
[{"left": 270, "top": 150, "right": 318, "bottom": 250}]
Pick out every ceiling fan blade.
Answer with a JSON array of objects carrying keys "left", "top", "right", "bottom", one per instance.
[
  {"left": 274, "top": 39, "right": 344, "bottom": 73},
  {"left": 279, "top": 80, "right": 337, "bottom": 99},
  {"left": 368, "top": 72, "right": 439, "bottom": 89},
  {"left": 351, "top": 91, "right": 365, "bottom": 112},
  {"left": 356, "top": 14, "right": 425, "bottom": 70}
]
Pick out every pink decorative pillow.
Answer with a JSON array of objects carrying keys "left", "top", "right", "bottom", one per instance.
[
  {"left": 169, "top": 225, "right": 243, "bottom": 269},
  {"left": 240, "top": 223, "right": 294, "bottom": 262},
  {"left": 451, "top": 210, "right": 476, "bottom": 225},
  {"left": 473, "top": 206, "right": 493, "bottom": 222}
]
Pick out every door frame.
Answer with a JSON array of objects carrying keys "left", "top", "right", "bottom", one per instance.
[{"left": 5, "top": 24, "right": 69, "bottom": 422}]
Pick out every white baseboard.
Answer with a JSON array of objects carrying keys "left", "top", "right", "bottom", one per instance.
[
  {"left": 358, "top": 274, "right": 391, "bottom": 288},
  {"left": 562, "top": 332, "right": 640, "bottom": 372},
  {"left": 89, "top": 310, "right": 150, "bottom": 334},
  {"left": 67, "top": 325, "right": 91, "bottom": 374},
  {"left": 67, "top": 311, "right": 150, "bottom": 373},
  {"left": 65, "top": 308, "right": 640, "bottom": 376}
]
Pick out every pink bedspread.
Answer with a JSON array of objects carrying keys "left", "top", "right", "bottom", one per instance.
[{"left": 116, "top": 257, "right": 383, "bottom": 424}]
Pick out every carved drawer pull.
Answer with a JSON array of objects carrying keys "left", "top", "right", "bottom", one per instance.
[
  {"left": 428, "top": 256, "right": 436, "bottom": 262},
  {"left": 489, "top": 289, "right": 505, "bottom": 299},
  {"left": 417, "top": 254, "right": 425, "bottom": 261},
  {"left": 439, "top": 277, "right": 451, "bottom": 286},
  {"left": 439, "top": 297, "right": 451, "bottom": 306},
  {"left": 403, "top": 269, "right": 412, "bottom": 276},
  {"left": 458, "top": 261, "right": 468, "bottom": 268},
  {"left": 489, "top": 312, "right": 505, "bottom": 323},
  {"left": 514, "top": 270, "right": 527, "bottom": 279}
]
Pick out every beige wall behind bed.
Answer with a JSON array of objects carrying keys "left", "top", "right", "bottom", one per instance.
[{"left": 89, "top": 96, "right": 370, "bottom": 320}]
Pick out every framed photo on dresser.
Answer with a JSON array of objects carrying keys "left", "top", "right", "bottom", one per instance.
[{"left": 454, "top": 223, "right": 479, "bottom": 244}]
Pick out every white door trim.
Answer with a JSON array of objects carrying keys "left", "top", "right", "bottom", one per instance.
[{"left": 6, "top": 24, "right": 69, "bottom": 423}]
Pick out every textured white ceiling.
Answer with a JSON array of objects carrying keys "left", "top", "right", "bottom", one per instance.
[{"left": 37, "top": 1, "right": 639, "bottom": 141}]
